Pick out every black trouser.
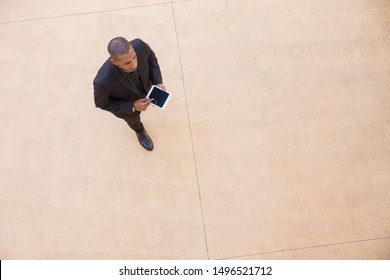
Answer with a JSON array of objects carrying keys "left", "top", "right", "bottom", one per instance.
[{"left": 114, "top": 111, "right": 144, "bottom": 133}]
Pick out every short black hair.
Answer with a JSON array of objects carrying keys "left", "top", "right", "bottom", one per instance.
[{"left": 107, "top": 37, "right": 131, "bottom": 58}]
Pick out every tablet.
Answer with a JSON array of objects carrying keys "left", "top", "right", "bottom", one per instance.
[{"left": 146, "top": 85, "right": 172, "bottom": 109}]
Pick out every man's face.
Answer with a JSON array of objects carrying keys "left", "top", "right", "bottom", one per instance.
[{"left": 111, "top": 47, "right": 138, "bottom": 72}]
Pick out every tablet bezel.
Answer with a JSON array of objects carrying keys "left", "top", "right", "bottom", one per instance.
[{"left": 145, "top": 85, "right": 172, "bottom": 110}]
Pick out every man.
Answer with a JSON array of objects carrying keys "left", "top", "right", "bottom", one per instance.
[{"left": 93, "top": 37, "right": 166, "bottom": 151}]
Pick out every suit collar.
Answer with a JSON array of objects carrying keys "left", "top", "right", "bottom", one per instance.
[{"left": 111, "top": 64, "right": 142, "bottom": 97}]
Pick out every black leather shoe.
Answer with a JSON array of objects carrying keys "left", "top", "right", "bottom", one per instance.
[{"left": 136, "top": 129, "right": 154, "bottom": 151}]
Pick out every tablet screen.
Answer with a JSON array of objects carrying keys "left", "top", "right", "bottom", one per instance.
[{"left": 147, "top": 86, "right": 171, "bottom": 109}]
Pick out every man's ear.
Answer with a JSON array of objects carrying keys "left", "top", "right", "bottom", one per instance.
[{"left": 110, "top": 58, "right": 116, "bottom": 65}]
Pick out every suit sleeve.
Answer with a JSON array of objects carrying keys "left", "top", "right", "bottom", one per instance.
[
  {"left": 94, "top": 85, "right": 134, "bottom": 114},
  {"left": 143, "top": 41, "right": 163, "bottom": 85}
]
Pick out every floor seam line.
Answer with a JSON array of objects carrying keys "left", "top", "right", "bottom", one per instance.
[
  {"left": 216, "top": 236, "right": 390, "bottom": 260},
  {"left": 170, "top": 0, "right": 210, "bottom": 260},
  {"left": 0, "top": 0, "right": 190, "bottom": 25}
]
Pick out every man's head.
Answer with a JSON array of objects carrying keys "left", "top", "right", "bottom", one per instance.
[{"left": 108, "top": 37, "right": 137, "bottom": 72}]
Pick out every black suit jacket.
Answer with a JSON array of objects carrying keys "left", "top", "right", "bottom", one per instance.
[{"left": 93, "top": 38, "right": 162, "bottom": 118}]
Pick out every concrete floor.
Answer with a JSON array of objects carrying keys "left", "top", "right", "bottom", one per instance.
[{"left": 0, "top": 0, "right": 389, "bottom": 260}]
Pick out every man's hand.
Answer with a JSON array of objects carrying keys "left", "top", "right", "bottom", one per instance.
[
  {"left": 133, "top": 98, "right": 154, "bottom": 111},
  {"left": 156, "top": 84, "right": 166, "bottom": 91}
]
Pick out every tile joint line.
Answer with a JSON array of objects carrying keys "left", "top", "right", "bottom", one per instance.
[
  {"left": 0, "top": 0, "right": 191, "bottom": 25},
  {"left": 170, "top": 0, "right": 210, "bottom": 260},
  {"left": 217, "top": 236, "right": 390, "bottom": 260}
]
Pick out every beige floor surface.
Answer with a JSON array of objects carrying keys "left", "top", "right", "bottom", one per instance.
[{"left": 0, "top": 0, "right": 389, "bottom": 260}]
